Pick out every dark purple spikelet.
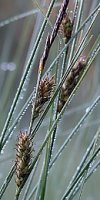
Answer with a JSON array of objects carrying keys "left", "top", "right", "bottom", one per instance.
[
  {"left": 39, "top": 33, "right": 51, "bottom": 73},
  {"left": 50, "top": 0, "right": 70, "bottom": 45},
  {"left": 39, "top": 0, "right": 69, "bottom": 73},
  {"left": 15, "top": 132, "right": 32, "bottom": 188},
  {"left": 57, "top": 57, "right": 87, "bottom": 112}
]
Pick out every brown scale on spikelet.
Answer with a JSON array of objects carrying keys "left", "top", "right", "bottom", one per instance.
[
  {"left": 33, "top": 75, "right": 55, "bottom": 118},
  {"left": 59, "top": 12, "right": 73, "bottom": 43},
  {"left": 15, "top": 131, "right": 32, "bottom": 188},
  {"left": 57, "top": 58, "right": 87, "bottom": 112}
]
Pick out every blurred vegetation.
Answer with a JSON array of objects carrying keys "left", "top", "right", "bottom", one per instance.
[{"left": 0, "top": 0, "right": 100, "bottom": 200}]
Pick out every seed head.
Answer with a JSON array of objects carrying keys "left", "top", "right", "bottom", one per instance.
[
  {"left": 15, "top": 131, "right": 32, "bottom": 188},
  {"left": 57, "top": 58, "right": 87, "bottom": 112},
  {"left": 59, "top": 13, "right": 73, "bottom": 43},
  {"left": 33, "top": 75, "right": 55, "bottom": 118}
]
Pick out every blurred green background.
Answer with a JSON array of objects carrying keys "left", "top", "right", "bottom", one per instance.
[{"left": 0, "top": 0, "right": 100, "bottom": 199}]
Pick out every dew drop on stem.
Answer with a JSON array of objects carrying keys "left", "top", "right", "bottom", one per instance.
[{"left": 86, "top": 107, "right": 90, "bottom": 113}]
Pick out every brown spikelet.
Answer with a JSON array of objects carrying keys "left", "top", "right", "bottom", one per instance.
[
  {"left": 33, "top": 75, "right": 55, "bottom": 118},
  {"left": 59, "top": 13, "right": 73, "bottom": 43},
  {"left": 57, "top": 58, "right": 87, "bottom": 112},
  {"left": 15, "top": 131, "right": 32, "bottom": 188}
]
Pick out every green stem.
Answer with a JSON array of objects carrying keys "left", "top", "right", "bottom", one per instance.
[
  {"left": 0, "top": 4, "right": 99, "bottom": 153},
  {"left": 61, "top": 147, "right": 100, "bottom": 200},
  {"left": 0, "top": 0, "right": 57, "bottom": 148}
]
